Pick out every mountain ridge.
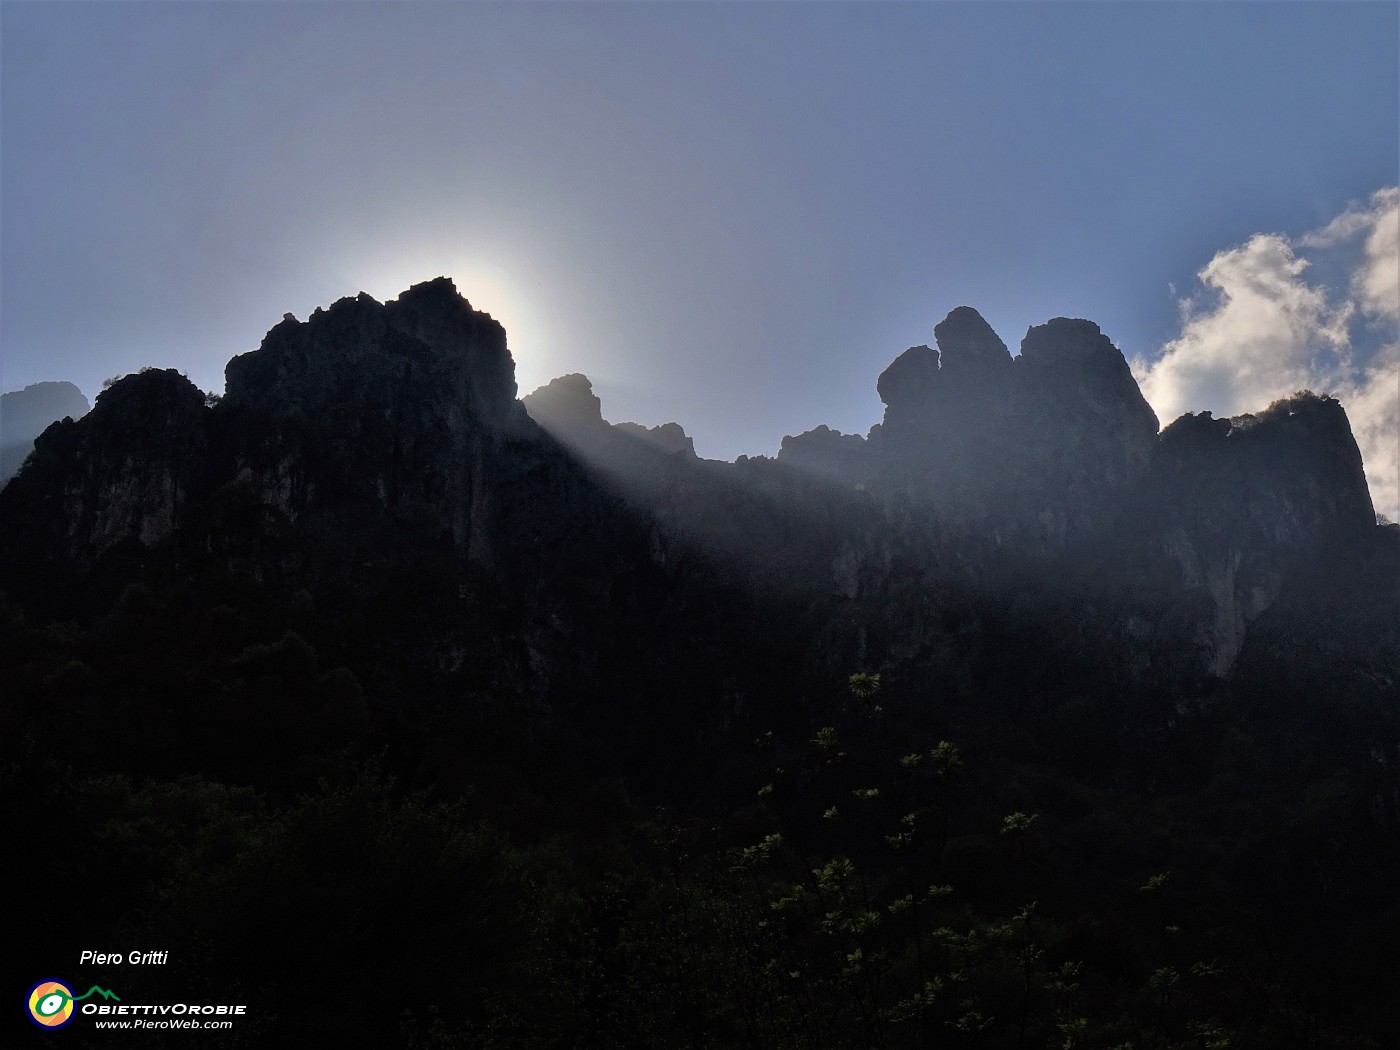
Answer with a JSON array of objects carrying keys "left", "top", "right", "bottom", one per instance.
[
  {"left": 1, "top": 279, "right": 1383, "bottom": 690},
  {"left": 6, "top": 278, "right": 1396, "bottom": 1048}
]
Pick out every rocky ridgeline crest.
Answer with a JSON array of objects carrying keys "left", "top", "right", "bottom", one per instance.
[
  {"left": 522, "top": 374, "right": 696, "bottom": 459},
  {"left": 785, "top": 307, "right": 1161, "bottom": 537},
  {"left": 0, "top": 283, "right": 1382, "bottom": 677},
  {"left": 226, "top": 277, "right": 520, "bottom": 431},
  {"left": 3, "top": 368, "right": 206, "bottom": 567},
  {"left": 774, "top": 306, "right": 1373, "bottom": 669},
  {"left": 217, "top": 276, "right": 538, "bottom": 567},
  {"left": 1147, "top": 392, "right": 1375, "bottom": 671},
  {"left": 1, "top": 279, "right": 629, "bottom": 593}
]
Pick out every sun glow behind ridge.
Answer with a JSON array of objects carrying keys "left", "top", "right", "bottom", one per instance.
[{"left": 333, "top": 244, "right": 559, "bottom": 398}]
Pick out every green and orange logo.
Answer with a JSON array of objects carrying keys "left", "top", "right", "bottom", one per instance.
[{"left": 27, "top": 980, "right": 120, "bottom": 1029}]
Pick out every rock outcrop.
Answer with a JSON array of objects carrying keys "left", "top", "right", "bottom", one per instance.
[
  {"left": 524, "top": 372, "right": 865, "bottom": 590},
  {"left": 0, "top": 283, "right": 1382, "bottom": 692},
  {"left": 1, "top": 380, "right": 90, "bottom": 483},
  {"left": 0, "top": 280, "right": 630, "bottom": 610},
  {"left": 1012, "top": 317, "right": 1159, "bottom": 537},
  {"left": 520, "top": 373, "right": 606, "bottom": 444},
  {"left": 219, "top": 278, "right": 536, "bottom": 569},
  {"left": 785, "top": 306, "right": 1374, "bottom": 675},
  {"left": 522, "top": 373, "right": 696, "bottom": 463},
  {"left": 612, "top": 421, "right": 695, "bottom": 457},
  {"left": 869, "top": 307, "right": 1156, "bottom": 536},
  {"left": 1141, "top": 392, "right": 1375, "bottom": 672},
  {"left": 0, "top": 280, "right": 754, "bottom": 738},
  {"left": 2, "top": 369, "right": 206, "bottom": 571},
  {"left": 777, "top": 425, "right": 872, "bottom": 482}
]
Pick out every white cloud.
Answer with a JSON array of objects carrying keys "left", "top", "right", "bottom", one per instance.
[
  {"left": 1134, "top": 233, "right": 1352, "bottom": 422},
  {"left": 1357, "top": 189, "right": 1400, "bottom": 322},
  {"left": 1133, "top": 187, "right": 1400, "bottom": 520},
  {"left": 1300, "top": 189, "right": 1386, "bottom": 247},
  {"left": 1345, "top": 341, "right": 1399, "bottom": 522},
  {"left": 1301, "top": 186, "right": 1400, "bottom": 322}
]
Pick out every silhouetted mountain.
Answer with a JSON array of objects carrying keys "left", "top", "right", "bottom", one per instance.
[
  {"left": 613, "top": 419, "right": 694, "bottom": 456},
  {"left": 2, "top": 285, "right": 1381, "bottom": 687},
  {"left": 522, "top": 371, "right": 874, "bottom": 593},
  {"left": 522, "top": 373, "right": 607, "bottom": 438},
  {"left": 778, "top": 424, "right": 872, "bottom": 481},
  {"left": 0, "top": 379, "right": 89, "bottom": 483},
  {"left": 771, "top": 307, "right": 1375, "bottom": 675},
  {"left": 523, "top": 372, "right": 696, "bottom": 462},
  {"left": 1013, "top": 316, "right": 1160, "bottom": 533},
  {"left": 0, "top": 281, "right": 772, "bottom": 756},
  {"left": 870, "top": 308, "right": 1158, "bottom": 535},
  {"left": 5, "top": 279, "right": 1396, "bottom": 1050},
  {"left": 1139, "top": 392, "right": 1376, "bottom": 671}
]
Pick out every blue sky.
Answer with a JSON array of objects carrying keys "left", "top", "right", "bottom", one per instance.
[{"left": 2, "top": 3, "right": 1396, "bottom": 511}]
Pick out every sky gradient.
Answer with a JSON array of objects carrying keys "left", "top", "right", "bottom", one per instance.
[{"left": 3, "top": 3, "right": 1397, "bottom": 513}]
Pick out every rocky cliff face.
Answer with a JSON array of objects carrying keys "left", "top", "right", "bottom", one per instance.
[
  {"left": 0, "top": 283, "right": 1382, "bottom": 694},
  {"left": 520, "top": 374, "right": 606, "bottom": 442},
  {"left": 522, "top": 373, "right": 696, "bottom": 464},
  {"left": 776, "top": 306, "right": 1374, "bottom": 675},
  {"left": 1141, "top": 392, "right": 1375, "bottom": 672},
  {"left": 778, "top": 425, "right": 872, "bottom": 482},
  {"left": 2, "top": 369, "right": 206, "bottom": 572},
  {"left": 218, "top": 277, "right": 536, "bottom": 569},
  {"left": 1012, "top": 317, "right": 1159, "bottom": 536},
  {"left": 612, "top": 420, "right": 694, "bottom": 457},
  {"left": 873, "top": 309, "right": 1016, "bottom": 521},
  {"left": 868, "top": 307, "right": 1157, "bottom": 537},
  {"left": 0, "top": 281, "right": 766, "bottom": 738},
  {"left": 523, "top": 373, "right": 876, "bottom": 593}
]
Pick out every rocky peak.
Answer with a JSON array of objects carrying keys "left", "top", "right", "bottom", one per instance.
[
  {"left": 0, "top": 368, "right": 208, "bottom": 570},
  {"left": 1, "top": 380, "right": 92, "bottom": 485},
  {"left": 612, "top": 421, "right": 695, "bottom": 457},
  {"left": 1017, "top": 317, "right": 1117, "bottom": 368},
  {"left": 1, "top": 380, "right": 90, "bottom": 445},
  {"left": 1153, "top": 392, "right": 1374, "bottom": 538},
  {"left": 225, "top": 277, "right": 519, "bottom": 431},
  {"left": 875, "top": 345, "right": 939, "bottom": 408},
  {"left": 524, "top": 374, "right": 696, "bottom": 465},
  {"left": 1015, "top": 317, "right": 1159, "bottom": 441},
  {"left": 1145, "top": 392, "right": 1374, "bottom": 674},
  {"left": 387, "top": 278, "right": 515, "bottom": 407},
  {"left": 90, "top": 367, "right": 207, "bottom": 440},
  {"left": 393, "top": 274, "right": 465, "bottom": 308},
  {"left": 778, "top": 425, "right": 871, "bottom": 483},
  {"left": 866, "top": 306, "right": 1166, "bottom": 535},
  {"left": 870, "top": 310, "right": 1019, "bottom": 522},
  {"left": 1013, "top": 317, "right": 1160, "bottom": 516},
  {"left": 2, "top": 281, "right": 551, "bottom": 584},
  {"left": 932, "top": 306, "right": 1012, "bottom": 381},
  {"left": 522, "top": 374, "right": 608, "bottom": 438}
]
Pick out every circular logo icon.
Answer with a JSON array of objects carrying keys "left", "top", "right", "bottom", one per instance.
[{"left": 28, "top": 980, "right": 76, "bottom": 1029}]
